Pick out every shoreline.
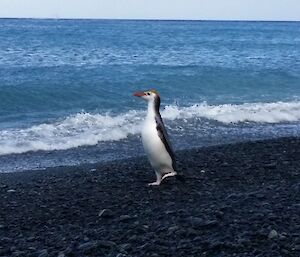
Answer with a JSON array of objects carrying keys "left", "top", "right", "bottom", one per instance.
[
  {"left": 1, "top": 135, "right": 299, "bottom": 175},
  {"left": 0, "top": 137, "right": 299, "bottom": 256}
]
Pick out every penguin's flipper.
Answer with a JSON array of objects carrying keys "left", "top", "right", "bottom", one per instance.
[{"left": 155, "top": 115, "right": 176, "bottom": 167}]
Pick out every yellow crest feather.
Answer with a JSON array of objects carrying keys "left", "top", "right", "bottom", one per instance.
[{"left": 148, "top": 89, "right": 159, "bottom": 95}]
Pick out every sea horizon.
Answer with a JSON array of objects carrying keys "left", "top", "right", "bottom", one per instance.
[{"left": 0, "top": 17, "right": 300, "bottom": 22}]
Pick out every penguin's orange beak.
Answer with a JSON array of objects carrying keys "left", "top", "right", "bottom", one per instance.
[{"left": 133, "top": 91, "right": 146, "bottom": 97}]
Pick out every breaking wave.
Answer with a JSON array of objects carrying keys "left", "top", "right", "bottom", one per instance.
[
  {"left": 162, "top": 101, "right": 300, "bottom": 123},
  {"left": 0, "top": 101, "right": 299, "bottom": 155}
]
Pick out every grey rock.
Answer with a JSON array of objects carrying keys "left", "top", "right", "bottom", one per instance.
[
  {"left": 128, "top": 235, "right": 137, "bottom": 242},
  {"left": 264, "top": 162, "right": 277, "bottom": 169},
  {"left": 226, "top": 193, "right": 243, "bottom": 200},
  {"left": 119, "top": 215, "right": 134, "bottom": 222},
  {"left": 268, "top": 230, "right": 278, "bottom": 239},
  {"left": 178, "top": 239, "right": 191, "bottom": 249},
  {"left": 78, "top": 241, "right": 97, "bottom": 251},
  {"left": 215, "top": 211, "right": 224, "bottom": 219},
  {"left": 12, "top": 251, "right": 26, "bottom": 257},
  {"left": 116, "top": 254, "right": 127, "bottom": 257},
  {"left": 27, "top": 236, "right": 35, "bottom": 242},
  {"left": 137, "top": 243, "right": 150, "bottom": 250},
  {"left": 292, "top": 244, "right": 300, "bottom": 251},
  {"left": 256, "top": 193, "right": 266, "bottom": 199},
  {"left": 279, "top": 234, "right": 287, "bottom": 240},
  {"left": 192, "top": 236, "right": 202, "bottom": 242},
  {"left": 98, "top": 240, "right": 116, "bottom": 248},
  {"left": 291, "top": 183, "right": 300, "bottom": 192},
  {"left": 281, "top": 249, "right": 291, "bottom": 255},
  {"left": 175, "top": 228, "right": 187, "bottom": 237},
  {"left": 98, "top": 209, "right": 114, "bottom": 218},
  {"left": 188, "top": 217, "right": 218, "bottom": 229},
  {"left": 168, "top": 225, "right": 179, "bottom": 234},
  {"left": 10, "top": 246, "right": 16, "bottom": 252},
  {"left": 268, "top": 214, "right": 277, "bottom": 220},
  {"left": 208, "top": 240, "right": 224, "bottom": 250},
  {"left": 62, "top": 247, "right": 73, "bottom": 255},
  {"left": 188, "top": 217, "right": 204, "bottom": 225},
  {"left": 119, "top": 243, "right": 131, "bottom": 251},
  {"left": 165, "top": 210, "right": 176, "bottom": 215},
  {"left": 133, "top": 221, "right": 140, "bottom": 226},
  {"left": 38, "top": 249, "right": 48, "bottom": 257},
  {"left": 186, "top": 228, "right": 197, "bottom": 236},
  {"left": 1, "top": 237, "right": 13, "bottom": 243}
]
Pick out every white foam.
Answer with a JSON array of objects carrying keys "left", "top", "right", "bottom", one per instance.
[
  {"left": 0, "top": 111, "right": 144, "bottom": 155},
  {"left": 162, "top": 101, "right": 300, "bottom": 124},
  {"left": 0, "top": 101, "right": 300, "bottom": 155}
]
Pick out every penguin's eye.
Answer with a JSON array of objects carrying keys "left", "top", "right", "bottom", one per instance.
[{"left": 147, "top": 92, "right": 151, "bottom": 96}]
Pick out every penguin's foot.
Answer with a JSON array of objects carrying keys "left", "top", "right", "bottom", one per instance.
[
  {"left": 148, "top": 181, "right": 161, "bottom": 186},
  {"left": 161, "top": 171, "right": 177, "bottom": 182}
]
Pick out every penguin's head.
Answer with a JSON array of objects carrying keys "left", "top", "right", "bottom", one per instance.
[{"left": 133, "top": 89, "right": 159, "bottom": 102}]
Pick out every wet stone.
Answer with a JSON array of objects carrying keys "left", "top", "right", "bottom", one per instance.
[
  {"left": 98, "top": 209, "right": 114, "bottom": 218},
  {"left": 187, "top": 217, "right": 218, "bottom": 229},
  {"left": 98, "top": 240, "right": 116, "bottom": 248},
  {"left": 37, "top": 249, "right": 48, "bottom": 257},
  {"left": 78, "top": 241, "right": 98, "bottom": 251},
  {"left": 119, "top": 215, "right": 134, "bottom": 222},
  {"left": 268, "top": 230, "right": 278, "bottom": 239}
]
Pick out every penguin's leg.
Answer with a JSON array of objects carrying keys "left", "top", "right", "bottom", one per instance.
[
  {"left": 161, "top": 170, "right": 177, "bottom": 182},
  {"left": 148, "top": 170, "right": 162, "bottom": 186}
]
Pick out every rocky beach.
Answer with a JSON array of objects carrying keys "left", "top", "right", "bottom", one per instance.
[{"left": 0, "top": 137, "right": 299, "bottom": 257}]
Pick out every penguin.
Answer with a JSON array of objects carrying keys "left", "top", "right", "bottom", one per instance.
[{"left": 133, "top": 89, "right": 180, "bottom": 186}]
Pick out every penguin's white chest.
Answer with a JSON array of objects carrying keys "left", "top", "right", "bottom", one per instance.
[{"left": 141, "top": 115, "right": 172, "bottom": 172}]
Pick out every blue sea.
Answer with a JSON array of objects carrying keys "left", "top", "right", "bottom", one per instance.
[{"left": 0, "top": 19, "right": 300, "bottom": 173}]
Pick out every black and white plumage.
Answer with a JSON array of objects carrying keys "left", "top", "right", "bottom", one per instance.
[{"left": 133, "top": 89, "right": 178, "bottom": 186}]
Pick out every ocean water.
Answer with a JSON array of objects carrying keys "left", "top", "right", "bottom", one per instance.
[{"left": 0, "top": 19, "right": 300, "bottom": 173}]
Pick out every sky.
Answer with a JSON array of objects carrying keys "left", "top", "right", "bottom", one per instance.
[{"left": 0, "top": 0, "right": 299, "bottom": 21}]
